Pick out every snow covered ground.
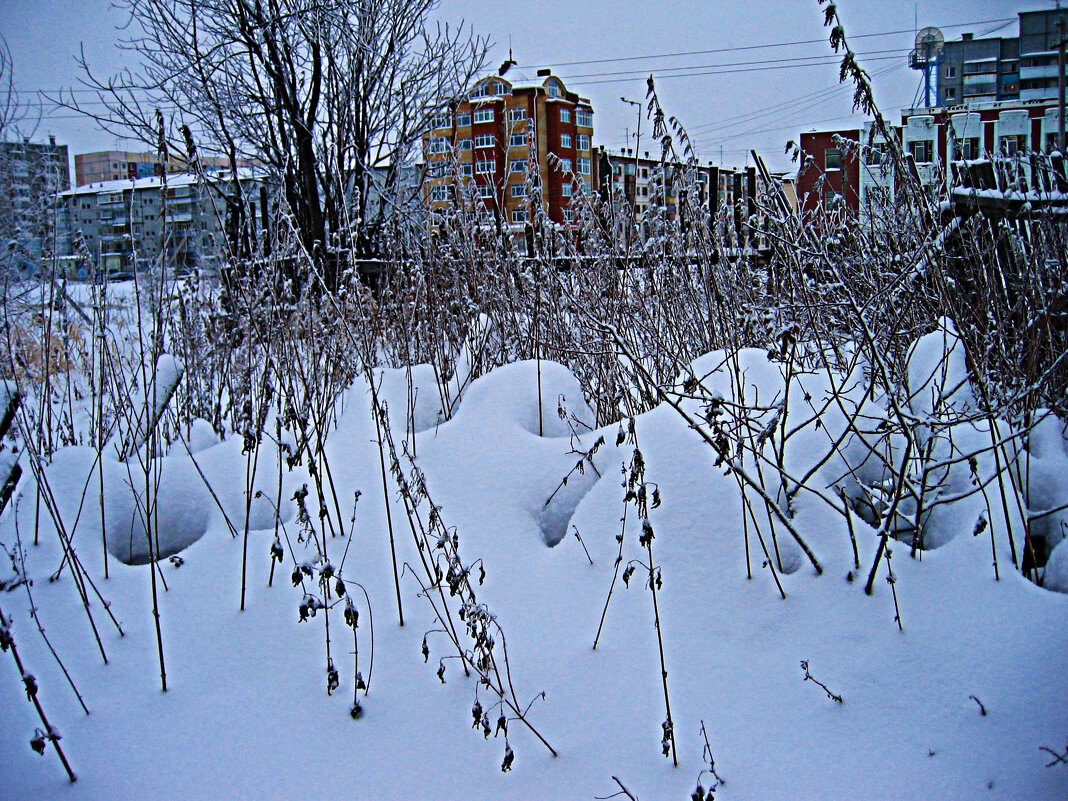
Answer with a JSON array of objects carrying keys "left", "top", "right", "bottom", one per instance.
[{"left": 2, "top": 352, "right": 1067, "bottom": 800}]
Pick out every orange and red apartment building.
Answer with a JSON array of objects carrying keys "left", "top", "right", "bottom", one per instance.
[{"left": 423, "top": 69, "right": 595, "bottom": 227}]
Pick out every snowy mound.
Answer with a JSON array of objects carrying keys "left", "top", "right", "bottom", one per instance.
[
  {"left": 29, "top": 439, "right": 295, "bottom": 567},
  {"left": 452, "top": 359, "right": 594, "bottom": 437}
]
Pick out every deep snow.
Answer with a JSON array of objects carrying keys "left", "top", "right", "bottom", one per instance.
[{"left": 2, "top": 352, "right": 1067, "bottom": 800}]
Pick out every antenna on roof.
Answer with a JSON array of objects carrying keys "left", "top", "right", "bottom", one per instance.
[{"left": 499, "top": 38, "right": 516, "bottom": 76}]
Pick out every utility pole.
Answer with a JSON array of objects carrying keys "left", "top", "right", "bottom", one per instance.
[
  {"left": 1058, "top": 10, "right": 1067, "bottom": 153},
  {"left": 621, "top": 97, "right": 642, "bottom": 239}
]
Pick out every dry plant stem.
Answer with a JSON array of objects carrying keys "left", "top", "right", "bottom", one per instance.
[
  {"left": 367, "top": 386, "right": 469, "bottom": 674},
  {"left": 603, "top": 322, "right": 823, "bottom": 575},
  {"left": 742, "top": 487, "right": 787, "bottom": 599},
  {"left": 593, "top": 499, "right": 628, "bottom": 649},
  {"left": 865, "top": 437, "right": 914, "bottom": 596},
  {"left": 11, "top": 522, "right": 90, "bottom": 715},
  {"left": 405, "top": 567, "right": 557, "bottom": 757},
  {"left": 885, "top": 547, "right": 903, "bottom": 631},
  {"left": 645, "top": 533, "right": 678, "bottom": 767},
  {"left": 595, "top": 775, "right": 639, "bottom": 801},
  {"left": 0, "top": 602, "right": 77, "bottom": 782},
  {"left": 370, "top": 388, "right": 405, "bottom": 626},
  {"left": 20, "top": 455, "right": 114, "bottom": 662}
]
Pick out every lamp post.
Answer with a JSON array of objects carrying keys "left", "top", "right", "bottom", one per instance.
[{"left": 621, "top": 97, "right": 642, "bottom": 239}]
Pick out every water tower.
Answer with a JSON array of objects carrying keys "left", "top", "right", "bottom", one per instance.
[{"left": 909, "top": 27, "right": 944, "bottom": 108}]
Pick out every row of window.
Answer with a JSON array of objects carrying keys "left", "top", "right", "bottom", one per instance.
[
  {"left": 905, "top": 135, "right": 1032, "bottom": 162},
  {"left": 430, "top": 135, "right": 591, "bottom": 156},
  {"left": 429, "top": 184, "right": 579, "bottom": 209},
  {"left": 433, "top": 106, "right": 591, "bottom": 129}
]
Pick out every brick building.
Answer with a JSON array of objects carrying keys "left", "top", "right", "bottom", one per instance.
[
  {"left": 795, "top": 123, "right": 900, "bottom": 225},
  {"left": 423, "top": 69, "right": 594, "bottom": 227},
  {"left": 74, "top": 150, "right": 247, "bottom": 187}
]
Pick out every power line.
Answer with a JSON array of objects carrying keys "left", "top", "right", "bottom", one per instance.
[
  {"left": 522, "top": 17, "right": 1015, "bottom": 70},
  {"left": 569, "top": 51, "right": 904, "bottom": 88},
  {"left": 553, "top": 46, "right": 907, "bottom": 84}
]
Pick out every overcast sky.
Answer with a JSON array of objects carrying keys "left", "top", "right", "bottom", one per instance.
[{"left": 0, "top": 0, "right": 1032, "bottom": 172}]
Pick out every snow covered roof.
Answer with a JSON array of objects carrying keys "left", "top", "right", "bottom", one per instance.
[{"left": 61, "top": 167, "right": 267, "bottom": 197}]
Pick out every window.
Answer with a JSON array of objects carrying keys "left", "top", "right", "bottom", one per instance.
[
  {"left": 510, "top": 132, "right": 527, "bottom": 147},
  {"left": 560, "top": 108, "right": 571, "bottom": 123},
  {"left": 512, "top": 209, "right": 529, "bottom": 223},
  {"left": 474, "top": 108, "right": 494, "bottom": 123},
  {"left": 510, "top": 159, "right": 526, "bottom": 173},
  {"left": 558, "top": 158, "right": 572, "bottom": 173},
  {"left": 458, "top": 138, "right": 472, "bottom": 150},
  {"left": 493, "top": 80, "right": 508, "bottom": 95},
  {"left": 560, "top": 133, "right": 572, "bottom": 148},
  {"left": 431, "top": 113, "right": 451, "bottom": 129},
  {"left": 563, "top": 208, "right": 574, "bottom": 222},
  {"left": 909, "top": 140, "right": 933, "bottom": 163},
  {"left": 944, "top": 88, "right": 957, "bottom": 100},
  {"left": 825, "top": 148, "right": 842, "bottom": 169},
  {"left": 475, "top": 134, "right": 496, "bottom": 148},
  {"left": 457, "top": 112, "right": 472, "bottom": 127},
  {"left": 476, "top": 159, "right": 495, "bottom": 174},
  {"left": 577, "top": 134, "right": 590, "bottom": 151},
  {"left": 509, "top": 108, "right": 527, "bottom": 122},
  {"left": 576, "top": 110, "right": 593, "bottom": 127},
  {"left": 460, "top": 163, "right": 474, "bottom": 176},
  {"left": 547, "top": 80, "right": 562, "bottom": 98},
  {"left": 477, "top": 184, "right": 494, "bottom": 197},
  {"left": 865, "top": 144, "right": 887, "bottom": 165},
  {"left": 511, "top": 183, "right": 527, "bottom": 197},
  {"left": 945, "top": 66, "right": 956, "bottom": 78},
  {"left": 562, "top": 183, "right": 573, "bottom": 197},
  {"left": 578, "top": 157, "right": 591, "bottom": 175},
  {"left": 430, "top": 185, "right": 449, "bottom": 201},
  {"left": 952, "top": 137, "right": 979, "bottom": 160},
  {"left": 471, "top": 82, "right": 491, "bottom": 98},
  {"left": 428, "top": 137, "right": 450, "bottom": 154},
  {"left": 1000, "top": 135, "right": 1026, "bottom": 157}
]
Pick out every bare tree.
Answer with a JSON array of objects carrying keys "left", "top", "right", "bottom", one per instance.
[{"left": 60, "top": 0, "right": 488, "bottom": 289}]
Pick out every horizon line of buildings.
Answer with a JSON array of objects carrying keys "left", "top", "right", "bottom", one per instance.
[{"left": 5, "top": 5, "right": 1066, "bottom": 275}]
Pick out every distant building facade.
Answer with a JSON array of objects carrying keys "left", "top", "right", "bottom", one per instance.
[
  {"left": 58, "top": 170, "right": 270, "bottom": 277},
  {"left": 928, "top": 9, "right": 1068, "bottom": 107},
  {"left": 423, "top": 69, "right": 595, "bottom": 227},
  {"left": 0, "top": 135, "right": 71, "bottom": 276},
  {"left": 901, "top": 97, "right": 1062, "bottom": 193},
  {"left": 795, "top": 123, "right": 899, "bottom": 226},
  {"left": 74, "top": 150, "right": 247, "bottom": 187}
]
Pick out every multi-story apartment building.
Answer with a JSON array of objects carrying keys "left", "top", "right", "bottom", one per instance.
[
  {"left": 795, "top": 95, "right": 1060, "bottom": 226},
  {"left": 937, "top": 32, "right": 1019, "bottom": 106},
  {"left": 0, "top": 136, "right": 71, "bottom": 276},
  {"left": 59, "top": 170, "right": 269, "bottom": 277},
  {"left": 423, "top": 69, "right": 594, "bottom": 227},
  {"left": 604, "top": 148, "right": 710, "bottom": 219},
  {"left": 796, "top": 122, "right": 899, "bottom": 225},
  {"left": 600, "top": 147, "right": 795, "bottom": 250},
  {"left": 901, "top": 97, "right": 1060, "bottom": 192},
  {"left": 74, "top": 150, "right": 246, "bottom": 187},
  {"left": 928, "top": 9, "right": 1068, "bottom": 108}
]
